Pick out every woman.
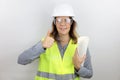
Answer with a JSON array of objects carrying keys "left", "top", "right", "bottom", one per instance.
[{"left": 18, "top": 4, "right": 93, "bottom": 80}]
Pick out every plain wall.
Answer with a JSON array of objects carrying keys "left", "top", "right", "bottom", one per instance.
[{"left": 0, "top": 0, "right": 120, "bottom": 80}]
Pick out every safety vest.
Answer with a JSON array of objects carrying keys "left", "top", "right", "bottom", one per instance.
[{"left": 35, "top": 39, "right": 80, "bottom": 80}]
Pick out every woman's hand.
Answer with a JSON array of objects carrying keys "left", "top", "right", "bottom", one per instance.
[
  {"left": 42, "top": 30, "right": 54, "bottom": 48},
  {"left": 73, "top": 48, "right": 86, "bottom": 70}
]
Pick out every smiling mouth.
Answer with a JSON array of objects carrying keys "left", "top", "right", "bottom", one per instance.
[
  {"left": 59, "top": 26, "right": 67, "bottom": 31},
  {"left": 60, "top": 28, "right": 67, "bottom": 31}
]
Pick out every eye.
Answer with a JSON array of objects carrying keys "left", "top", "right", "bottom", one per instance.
[
  {"left": 56, "top": 18, "right": 62, "bottom": 23},
  {"left": 65, "top": 18, "right": 71, "bottom": 23}
]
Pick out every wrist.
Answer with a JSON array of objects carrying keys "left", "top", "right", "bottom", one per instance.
[
  {"left": 41, "top": 41, "right": 46, "bottom": 50},
  {"left": 75, "top": 65, "right": 80, "bottom": 71}
]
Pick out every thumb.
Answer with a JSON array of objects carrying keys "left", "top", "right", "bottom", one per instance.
[{"left": 46, "top": 30, "right": 51, "bottom": 37}]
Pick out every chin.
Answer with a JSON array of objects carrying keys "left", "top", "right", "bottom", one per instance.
[{"left": 59, "top": 32, "right": 68, "bottom": 35}]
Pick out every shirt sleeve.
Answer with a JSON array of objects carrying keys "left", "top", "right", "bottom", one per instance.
[
  {"left": 17, "top": 41, "right": 45, "bottom": 65},
  {"left": 75, "top": 48, "right": 93, "bottom": 78}
]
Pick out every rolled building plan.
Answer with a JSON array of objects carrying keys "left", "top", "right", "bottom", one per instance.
[{"left": 77, "top": 36, "right": 89, "bottom": 66}]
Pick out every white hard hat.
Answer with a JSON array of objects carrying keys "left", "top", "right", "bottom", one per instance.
[{"left": 52, "top": 4, "right": 75, "bottom": 17}]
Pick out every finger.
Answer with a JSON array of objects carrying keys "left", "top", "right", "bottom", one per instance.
[
  {"left": 48, "top": 38, "right": 54, "bottom": 44},
  {"left": 76, "top": 49, "right": 80, "bottom": 57},
  {"left": 51, "top": 39, "right": 55, "bottom": 45},
  {"left": 83, "top": 54, "right": 86, "bottom": 58},
  {"left": 82, "top": 54, "right": 86, "bottom": 61},
  {"left": 51, "top": 40, "right": 54, "bottom": 44},
  {"left": 50, "top": 37, "right": 54, "bottom": 41},
  {"left": 73, "top": 48, "right": 78, "bottom": 59},
  {"left": 46, "top": 30, "right": 51, "bottom": 37},
  {"left": 49, "top": 41, "right": 53, "bottom": 45}
]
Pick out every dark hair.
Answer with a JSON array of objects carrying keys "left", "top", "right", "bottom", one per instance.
[{"left": 50, "top": 17, "right": 79, "bottom": 44}]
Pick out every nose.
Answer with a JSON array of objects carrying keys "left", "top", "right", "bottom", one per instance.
[{"left": 60, "top": 20, "right": 66, "bottom": 25}]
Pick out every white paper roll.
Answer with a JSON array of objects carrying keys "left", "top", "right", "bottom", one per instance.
[{"left": 77, "top": 36, "right": 89, "bottom": 66}]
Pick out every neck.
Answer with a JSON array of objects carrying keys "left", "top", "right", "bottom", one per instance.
[{"left": 58, "top": 34, "right": 70, "bottom": 46}]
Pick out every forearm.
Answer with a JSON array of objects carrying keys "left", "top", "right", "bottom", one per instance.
[
  {"left": 75, "top": 66, "right": 93, "bottom": 78},
  {"left": 17, "top": 41, "right": 45, "bottom": 65}
]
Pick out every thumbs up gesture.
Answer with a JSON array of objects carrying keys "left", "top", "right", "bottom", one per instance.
[{"left": 42, "top": 30, "right": 55, "bottom": 48}]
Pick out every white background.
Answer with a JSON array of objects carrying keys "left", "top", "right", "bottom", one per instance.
[{"left": 0, "top": 0, "right": 120, "bottom": 80}]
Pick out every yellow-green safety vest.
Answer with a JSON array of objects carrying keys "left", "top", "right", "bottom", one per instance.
[{"left": 35, "top": 39, "right": 80, "bottom": 80}]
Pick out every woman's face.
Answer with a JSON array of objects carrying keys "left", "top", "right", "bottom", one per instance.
[{"left": 55, "top": 16, "right": 72, "bottom": 36}]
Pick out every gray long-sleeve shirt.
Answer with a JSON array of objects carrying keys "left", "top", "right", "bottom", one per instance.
[{"left": 18, "top": 41, "right": 93, "bottom": 78}]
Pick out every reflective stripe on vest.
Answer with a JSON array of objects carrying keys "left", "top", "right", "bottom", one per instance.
[{"left": 37, "top": 71, "right": 77, "bottom": 80}]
